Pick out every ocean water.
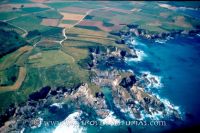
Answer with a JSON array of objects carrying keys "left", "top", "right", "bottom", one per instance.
[
  {"left": 177, "top": 8, "right": 200, "bottom": 20},
  {"left": 126, "top": 35, "right": 200, "bottom": 127}
]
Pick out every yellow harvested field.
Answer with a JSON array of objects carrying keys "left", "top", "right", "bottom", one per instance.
[
  {"left": 28, "top": 53, "right": 42, "bottom": 60},
  {"left": 60, "top": 12, "right": 85, "bottom": 21},
  {"left": 58, "top": 23, "right": 73, "bottom": 28},
  {"left": 0, "top": 67, "right": 26, "bottom": 93},
  {"left": 67, "top": 27, "right": 108, "bottom": 37}
]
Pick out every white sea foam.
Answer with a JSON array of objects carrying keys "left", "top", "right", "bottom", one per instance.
[
  {"left": 128, "top": 38, "right": 146, "bottom": 46},
  {"left": 155, "top": 39, "right": 167, "bottom": 44},
  {"left": 98, "top": 111, "right": 120, "bottom": 126},
  {"left": 141, "top": 71, "right": 163, "bottom": 89},
  {"left": 53, "top": 111, "right": 86, "bottom": 133},
  {"left": 50, "top": 102, "right": 63, "bottom": 109},
  {"left": 154, "top": 94, "right": 181, "bottom": 116},
  {"left": 31, "top": 117, "right": 43, "bottom": 129},
  {"left": 166, "top": 36, "right": 174, "bottom": 40},
  {"left": 20, "top": 128, "right": 25, "bottom": 133},
  {"left": 129, "top": 38, "right": 137, "bottom": 45},
  {"left": 140, "top": 110, "right": 164, "bottom": 121},
  {"left": 125, "top": 49, "right": 147, "bottom": 62},
  {"left": 127, "top": 69, "right": 134, "bottom": 74},
  {"left": 140, "top": 97, "right": 181, "bottom": 120}
]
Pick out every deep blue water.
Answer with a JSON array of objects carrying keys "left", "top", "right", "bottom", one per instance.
[
  {"left": 177, "top": 9, "right": 200, "bottom": 20},
  {"left": 127, "top": 35, "right": 200, "bottom": 127}
]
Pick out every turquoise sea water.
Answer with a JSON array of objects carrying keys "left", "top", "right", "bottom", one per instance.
[{"left": 127, "top": 36, "right": 200, "bottom": 127}]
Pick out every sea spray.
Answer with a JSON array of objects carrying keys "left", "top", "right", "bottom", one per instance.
[
  {"left": 98, "top": 111, "right": 120, "bottom": 126},
  {"left": 125, "top": 49, "right": 147, "bottom": 62},
  {"left": 53, "top": 111, "right": 86, "bottom": 133},
  {"left": 140, "top": 71, "right": 163, "bottom": 89}
]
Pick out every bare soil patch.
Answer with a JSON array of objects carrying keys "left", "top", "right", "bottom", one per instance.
[
  {"left": 41, "top": 18, "right": 59, "bottom": 26},
  {"left": 60, "top": 12, "right": 84, "bottom": 21}
]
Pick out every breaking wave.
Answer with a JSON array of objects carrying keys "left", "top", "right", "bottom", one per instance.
[{"left": 53, "top": 111, "right": 86, "bottom": 133}]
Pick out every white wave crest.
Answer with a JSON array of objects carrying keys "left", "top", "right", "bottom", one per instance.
[
  {"left": 125, "top": 49, "right": 147, "bottom": 62},
  {"left": 155, "top": 39, "right": 167, "bottom": 44},
  {"left": 98, "top": 111, "right": 120, "bottom": 126},
  {"left": 50, "top": 102, "right": 63, "bottom": 109},
  {"left": 53, "top": 111, "right": 86, "bottom": 133},
  {"left": 141, "top": 71, "right": 163, "bottom": 89}
]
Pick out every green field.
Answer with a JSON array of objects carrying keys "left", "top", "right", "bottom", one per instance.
[
  {"left": 8, "top": 15, "right": 48, "bottom": 32},
  {"left": 28, "top": 50, "right": 74, "bottom": 67},
  {"left": 62, "top": 20, "right": 77, "bottom": 24},
  {"left": 46, "top": 1, "right": 102, "bottom": 9},
  {"left": 0, "top": 66, "right": 19, "bottom": 86},
  {"left": 0, "top": 21, "right": 26, "bottom": 35},
  {"left": 36, "top": 10, "right": 63, "bottom": 19},
  {"left": 21, "top": 7, "right": 49, "bottom": 13},
  {"left": 0, "top": 12, "right": 23, "bottom": 21}
]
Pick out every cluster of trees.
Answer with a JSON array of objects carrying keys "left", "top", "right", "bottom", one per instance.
[
  {"left": 0, "top": 29, "right": 28, "bottom": 58},
  {"left": 12, "top": 4, "right": 24, "bottom": 10}
]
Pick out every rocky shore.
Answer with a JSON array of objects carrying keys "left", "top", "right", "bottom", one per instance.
[
  {"left": 114, "top": 24, "right": 200, "bottom": 42},
  {"left": 90, "top": 46, "right": 181, "bottom": 120}
]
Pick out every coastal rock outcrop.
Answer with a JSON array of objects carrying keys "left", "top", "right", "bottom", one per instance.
[
  {"left": 119, "top": 75, "right": 137, "bottom": 89},
  {"left": 29, "top": 86, "right": 51, "bottom": 101}
]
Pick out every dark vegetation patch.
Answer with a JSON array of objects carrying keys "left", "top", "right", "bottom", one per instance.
[
  {"left": 0, "top": 21, "right": 25, "bottom": 35},
  {"left": 41, "top": 27, "right": 64, "bottom": 40},
  {"left": 84, "top": 15, "right": 94, "bottom": 20},
  {"left": 0, "top": 65, "right": 19, "bottom": 86},
  {"left": 0, "top": 29, "right": 28, "bottom": 58},
  {"left": 36, "top": 10, "right": 63, "bottom": 19},
  {"left": 27, "top": 30, "right": 41, "bottom": 39},
  {"left": 102, "top": 21, "right": 114, "bottom": 27}
]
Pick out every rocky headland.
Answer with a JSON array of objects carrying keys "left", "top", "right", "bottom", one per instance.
[{"left": 113, "top": 24, "right": 200, "bottom": 43}]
